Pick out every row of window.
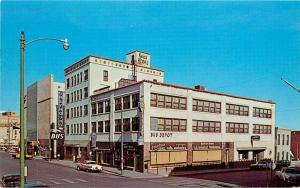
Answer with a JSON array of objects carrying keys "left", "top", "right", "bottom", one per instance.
[
  {"left": 66, "top": 87, "right": 88, "bottom": 104},
  {"left": 66, "top": 69, "right": 88, "bottom": 89},
  {"left": 66, "top": 123, "right": 88, "bottom": 135},
  {"left": 91, "top": 100, "right": 111, "bottom": 115},
  {"left": 277, "top": 134, "right": 290, "bottom": 145},
  {"left": 150, "top": 117, "right": 187, "bottom": 132},
  {"left": 113, "top": 117, "right": 139, "bottom": 132},
  {"left": 91, "top": 94, "right": 139, "bottom": 115},
  {"left": 192, "top": 120, "right": 272, "bottom": 134},
  {"left": 150, "top": 93, "right": 272, "bottom": 119},
  {"left": 66, "top": 105, "right": 88, "bottom": 119},
  {"left": 193, "top": 99, "right": 221, "bottom": 113},
  {"left": 277, "top": 151, "right": 289, "bottom": 161},
  {"left": 150, "top": 93, "right": 187, "bottom": 110}
]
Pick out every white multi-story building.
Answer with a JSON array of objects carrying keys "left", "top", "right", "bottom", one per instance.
[
  {"left": 275, "top": 127, "right": 292, "bottom": 161},
  {"left": 64, "top": 50, "right": 275, "bottom": 172}
]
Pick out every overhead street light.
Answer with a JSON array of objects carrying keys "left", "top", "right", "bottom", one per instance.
[
  {"left": 19, "top": 31, "right": 69, "bottom": 188},
  {"left": 281, "top": 78, "right": 300, "bottom": 93}
]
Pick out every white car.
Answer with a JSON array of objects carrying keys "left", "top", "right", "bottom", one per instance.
[{"left": 76, "top": 160, "right": 103, "bottom": 172}]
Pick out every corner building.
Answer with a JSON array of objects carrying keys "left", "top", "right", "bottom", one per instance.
[{"left": 64, "top": 50, "right": 275, "bottom": 172}]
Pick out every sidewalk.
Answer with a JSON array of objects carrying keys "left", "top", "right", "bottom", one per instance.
[
  {"left": 171, "top": 167, "right": 250, "bottom": 176},
  {"left": 42, "top": 158, "right": 169, "bottom": 178}
]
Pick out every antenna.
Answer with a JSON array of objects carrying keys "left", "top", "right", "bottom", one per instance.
[
  {"left": 281, "top": 78, "right": 300, "bottom": 93},
  {"left": 132, "top": 55, "right": 137, "bottom": 81}
]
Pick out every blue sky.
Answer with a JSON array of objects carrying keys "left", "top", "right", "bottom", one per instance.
[{"left": 1, "top": 1, "right": 299, "bottom": 130}]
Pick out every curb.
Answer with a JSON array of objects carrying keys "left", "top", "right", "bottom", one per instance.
[{"left": 172, "top": 168, "right": 250, "bottom": 176}]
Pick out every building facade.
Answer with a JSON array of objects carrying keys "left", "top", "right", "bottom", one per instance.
[
  {"left": 291, "top": 131, "right": 300, "bottom": 161},
  {"left": 0, "top": 111, "right": 20, "bottom": 147},
  {"left": 63, "top": 51, "right": 163, "bottom": 161},
  {"left": 64, "top": 50, "right": 275, "bottom": 172},
  {"left": 275, "top": 127, "right": 291, "bottom": 161},
  {"left": 25, "top": 75, "right": 65, "bottom": 157}
]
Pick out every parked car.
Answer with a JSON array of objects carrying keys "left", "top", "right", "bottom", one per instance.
[
  {"left": 0, "top": 146, "right": 7, "bottom": 151},
  {"left": 76, "top": 160, "right": 103, "bottom": 172},
  {"left": 249, "top": 161, "right": 271, "bottom": 170},
  {"left": 1, "top": 173, "right": 20, "bottom": 187},
  {"left": 276, "top": 160, "right": 291, "bottom": 169},
  {"left": 275, "top": 167, "right": 300, "bottom": 186}
]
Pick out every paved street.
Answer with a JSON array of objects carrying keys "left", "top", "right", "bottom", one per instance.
[
  {"left": 181, "top": 169, "right": 277, "bottom": 187},
  {"left": 0, "top": 151, "right": 236, "bottom": 187}
]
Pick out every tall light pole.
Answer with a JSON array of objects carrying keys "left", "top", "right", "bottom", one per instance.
[
  {"left": 120, "top": 102, "right": 124, "bottom": 176},
  {"left": 19, "top": 31, "right": 69, "bottom": 187}
]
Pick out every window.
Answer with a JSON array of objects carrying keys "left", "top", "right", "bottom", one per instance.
[
  {"left": 66, "top": 94, "right": 69, "bottom": 104},
  {"left": 71, "top": 124, "right": 73, "bottom": 134},
  {"left": 74, "top": 75, "right": 77, "bottom": 85},
  {"left": 193, "top": 120, "right": 221, "bottom": 133},
  {"left": 132, "top": 117, "right": 139, "bottom": 131},
  {"left": 71, "top": 108, "right": 73, "bottom": 118},
  {"left": 193, "top": 99, "right": 221, "bottom": 113},
  {"left": 92, "top": 122, "right": 97, "bottom": 133},
  {"left": 97, "top": 102, "right": 103, "bottom": 114},
  {"left": 84, "top": 87, "right": 88, "bottom": 98},
  {"left": 226, "top": 104, "right": 249, "bottom": 116},
  {"left": 84, "top": 69, "right": 88, "bottom": 81},
  {"left": 80, "top": 123, "right": 82, "bottom": 134},
  {"left": 123, "top": 118, "right": 130, "bottom": 132},
  {"left": 123, "top": 96, "right": 130, "bottom": 109},
  {"left": 282, "top": 134, "right": 285, "bottom": 145},
  {"left": 115, "top": 119, "right": 121, "bottom": 132},
  {"left": 80, "top": 89, "right": 82, "bottom": 100},
  {"left": 83, "top": 123, "right": 88, "bottom": 134},
  {"left": 253, "top": 124, "right": 272, "bottom": 134},
  {"left": 91, "top": 103, "right": 97, "bottom": 115},
  {"left": 278, "top": 134, "right": 281, "bottom": 145},
  {"left": 80, "top": 106, "right": 82, "bottom": 117},
  {"left": 150, "top": 93, "right": 187, "bottom": 110},
  {"left": 66, "top": 109, "right": 69, "bottom": 119},
  {"left": 80, "top": 72, "right": 82, "bottom": 83},
  {"left": 103, "top": 70, "right": 108, "bottom": 81},
  {"left": 105, "top": 100, "right": 110, "bottom": 112},
  {"left": 71, "top": 92, "right": 73, "bottom": 103},
  {"left": 77, "top": 90, "right": 79, "bottom": 101},
  {"left": 84, "top": 105, "right": 88, "bottom": 116},
  {"left": 132, "top": 93, "right": 139, "bottom": 108},
  {"left": 98, "top": 121, "right": 103, "bottom": 133},
  {"left": 226, "top": 122, "right": 249, "bottom": 133},
  {"left": 77, "top": 73, "right": 79, "bottom": 84},
  {"left": 66, "top": 78, "right": 70, "bottom": 88},
  {"left": 287, "top": 135, "right": 289, "bottom": 145},
  {"left": 105, "top": 120, "right": 110, "bottom": 133},
  {"left": 152, "top": 117, "right": 187, "bottom": 132},
  {"left": 286, "top": 152, "right": 289, "bottom": 160},
  {"left": 253, "top": 107, "right": 272, "bottom": 118},
  {"left": 77, "top": 107, "right": 79, "bottom": 118},
  {"left": 282, "top": 151, "right": 284, "bottom": 160},
  {"left": 71, "top": 77, "right": 73, "bottom": 87},
  {"left": 115, "top": 98, "right": 122, "bottom": 111},
  {"left": 66, "top": 125, "right": 69, "bottom": 135}
]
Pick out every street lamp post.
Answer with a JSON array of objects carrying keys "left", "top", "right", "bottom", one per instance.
[
  {"left": 19, "top": 31, "right": 69, "bottom": 188},
  {"left": 120, "top": 102, "right": 124, "bottom": 176}
]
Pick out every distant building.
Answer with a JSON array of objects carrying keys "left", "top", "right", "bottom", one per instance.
[
  {"left": 275, "top": 127, "right": 291, "bottom": 161},
  {"left": 25, "top": 75, "right": 64, "bottom": 157},
  {"left": 0, "top": 111, "right": 20, "bottom": 147},
  {"left": 291, "top": 131, "right": 300, "bottom": 160},
  {"left": 63, "top": 50, "right": 275, "bottom": 172}
]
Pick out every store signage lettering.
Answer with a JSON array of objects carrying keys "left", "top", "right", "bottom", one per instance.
[
  {"left": 137, "top": 53, "right": 149, "bottom": 67},
  {"left": 192, "top": 142, "right": 222, "bottom": 150},
  {"left": 50, "top": 132, "right": 64, "bottom": 140},
  {"left": 150, "top": 142, "right": 187, "bottom": 151},
  {"left": 57, "top": 91, "right": 64, "bottom": 130},
  {"left": 151, "top": 132, "right": 172, "bottom": 138}
]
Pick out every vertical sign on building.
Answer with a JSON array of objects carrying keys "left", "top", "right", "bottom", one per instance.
[{"left": 57, "top": 91, "right": 64, "bottom": 131}]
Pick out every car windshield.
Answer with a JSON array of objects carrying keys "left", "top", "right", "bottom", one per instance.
[{"left": 286, "top": 169, "right": 300, "bottom": 174}]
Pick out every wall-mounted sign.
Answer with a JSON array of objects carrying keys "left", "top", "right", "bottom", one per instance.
[
  {"left": 251, "top": 135, "right": 260, "bottom": 141},
  {"left": 192, "top": 142, "right": 222, "bottom": 150},
  {"left": 150, "top": 142, "right": 187, "bottom": 151},
  {"left": 91, "top": 133, "right": 97, "bottom": 148},
  {"left": 126, "top": 51, "right": 151, "bottom": 68},
  {"left": 50, "top": 131, "right": 64, "bottom": 140},
  {"left": 150, "top": 132, "right": 173, "bottom": 138},
  {"left": 57, "top": 91, "right": 64, "bottom": 130}
]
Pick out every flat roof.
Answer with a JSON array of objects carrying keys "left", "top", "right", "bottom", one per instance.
[{"left": 91, "top": 80, "right": 275, "bottom": 104}]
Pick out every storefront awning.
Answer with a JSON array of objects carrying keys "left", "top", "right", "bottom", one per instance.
[
  {"left": 237, "top": 147, "right": 266, "bottom": 151},
  {"left": 64, "top": 140, "right": 89, "bottom": 147}
]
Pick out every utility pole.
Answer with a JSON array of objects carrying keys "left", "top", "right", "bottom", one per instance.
[{"left": 120, "top": 101, "right": 124, "bottom": 176}]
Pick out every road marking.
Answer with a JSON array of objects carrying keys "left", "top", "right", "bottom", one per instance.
[
  {"left": 49, "top": 180, "right": 62, "bottom": 184},
  {"left": 61, "top": 178, "right": 75, "bottom": 183},
  {"left": 76, "top": 178, "right": 88, "bottom": 183}
]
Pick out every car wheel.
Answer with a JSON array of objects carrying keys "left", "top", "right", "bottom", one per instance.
[{"left": 77, "top": 166, "right": 80, "bottom": 171}]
